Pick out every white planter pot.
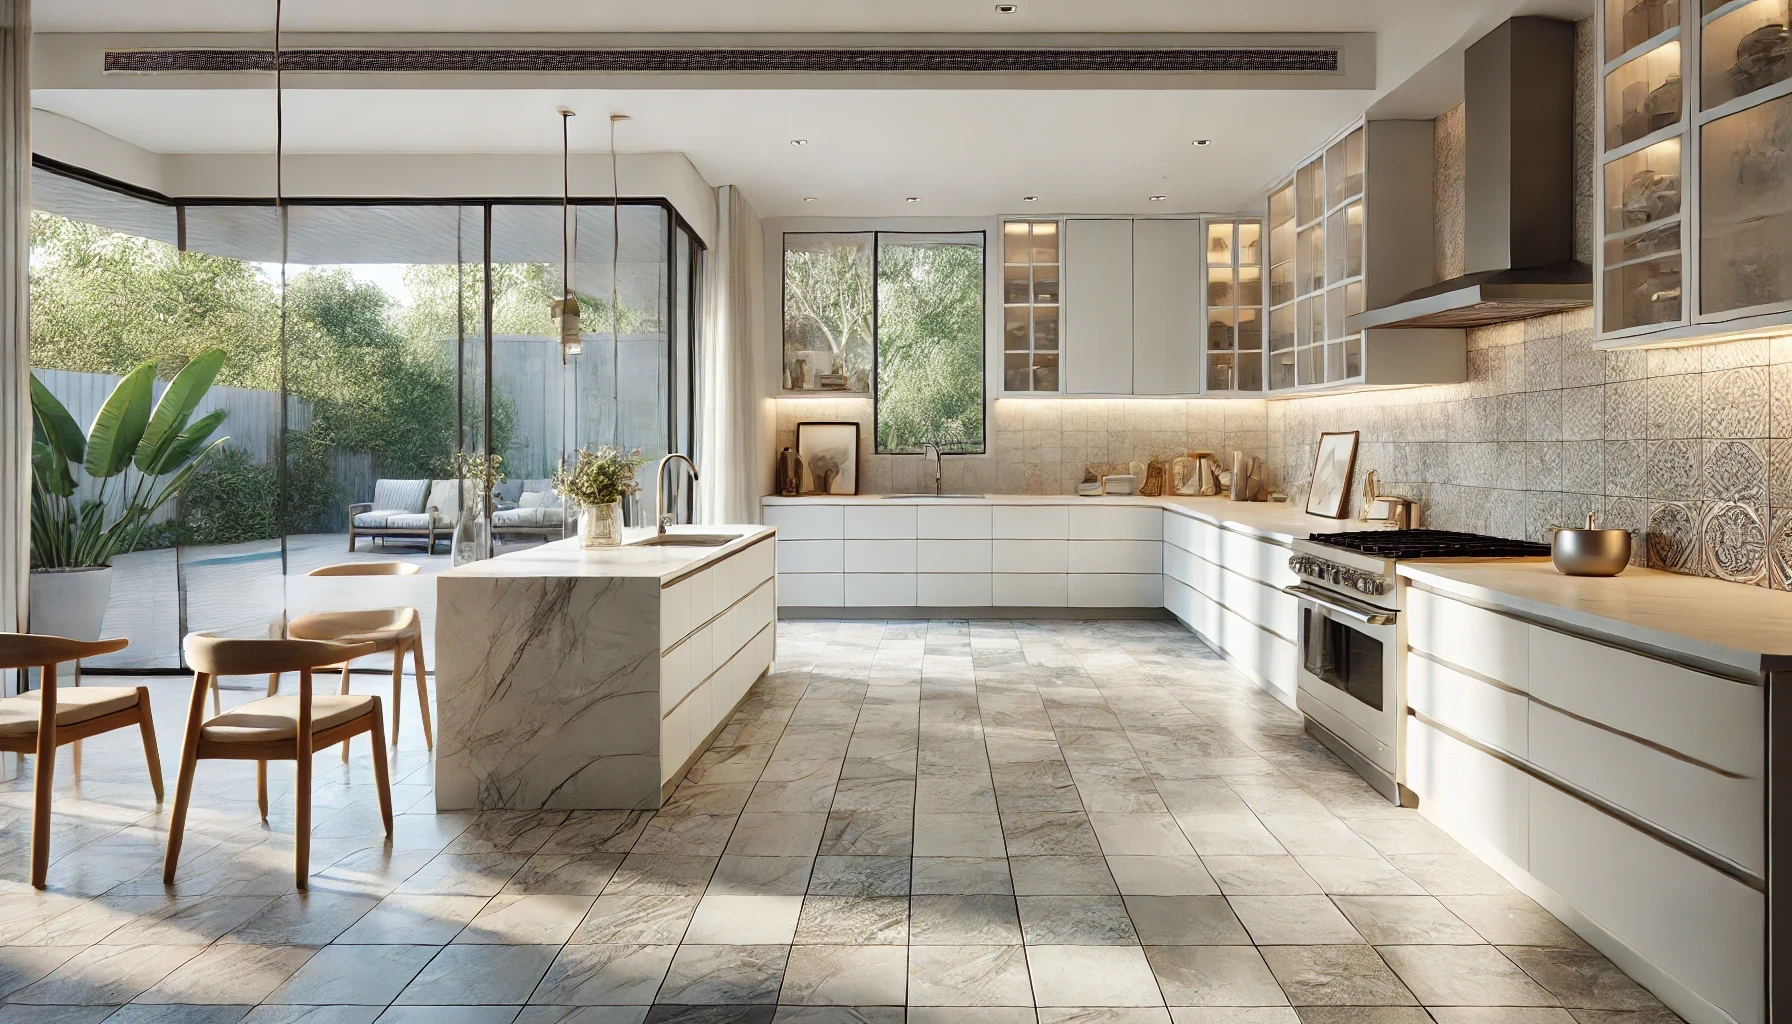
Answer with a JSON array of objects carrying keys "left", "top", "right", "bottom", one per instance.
[
  {"left": 578, "top": 502, "right": 623, "bottom": 549},
  {"left": 28, "top": 565, "right": 114, "bottom": 641}
]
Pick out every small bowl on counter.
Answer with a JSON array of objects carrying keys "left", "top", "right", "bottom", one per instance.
[{"left": 1551, "top": 513, "right": 1631, "bottom": 576}]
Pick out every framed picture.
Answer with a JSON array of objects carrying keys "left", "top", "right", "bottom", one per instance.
[
  {"left": 796, "top": 421, "right": 860, "bottom": 495},
  {"left": 1305, "top": 430, "right": 1359, "bottom": 518}
]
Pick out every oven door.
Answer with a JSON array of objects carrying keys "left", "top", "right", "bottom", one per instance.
[{"left": 1286, "top": 583, "right": 1399, "bottom": 781}]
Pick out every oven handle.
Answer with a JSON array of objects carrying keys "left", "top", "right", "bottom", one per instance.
[{"left": 1282, "top": 583, "right": 1396, "bottom": 626}]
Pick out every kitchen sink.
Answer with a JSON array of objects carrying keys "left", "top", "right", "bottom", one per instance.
[
  {"left": 881, "top": 493, "right": 987, "bottom": 499},
  {"left": 629, "top": 533, "right": 740, "bottom": 547}
]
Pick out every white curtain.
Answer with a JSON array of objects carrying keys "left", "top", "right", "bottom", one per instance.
[
  {"left": 1, "top": 0, "right": 26, "bottom": 650},
  {"left": 696, "top": 184, "right": 763, "bottom": 525}
]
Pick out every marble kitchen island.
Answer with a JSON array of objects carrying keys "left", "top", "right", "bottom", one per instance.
[{"left": 434, "top": 525, "right": 776, "bottom": 811}]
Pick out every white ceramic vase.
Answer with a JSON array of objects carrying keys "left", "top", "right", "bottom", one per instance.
[
  {"left": 27, "top": 565, "right": 114, "bottom": 641},
  {"left": 578, "top": 502, "right": 623, "bottom": 548}
]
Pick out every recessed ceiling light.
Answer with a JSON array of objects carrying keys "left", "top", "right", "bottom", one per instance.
[
  {"left": 1192, "top": 139, "right": 1213, "bottom": 147},
  {"left": 1022, "top": 195, "right": 1039, "bottom": 202},
  {"left": 790, "top": 139, "right": 808, "bottom": 146},
  {"left": 803, "top": 196, "right": 818, "bottom": 202},
  {"left": 995, "top": 3, "right": 1017, "bottom": 12},
  {"left": 1148, "top": 195, "right": 1169, "bottom": 202},
  {"left": 905, "top": 197, "right": 922, "bottom": 203}
]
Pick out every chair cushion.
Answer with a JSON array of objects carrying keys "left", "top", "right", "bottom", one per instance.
[
  {"left": 288, "top": 607, "right": 419, "bottom": 645},
  {"left": 202, "top": 694, "right": 375, "bottom": 744},
  {"left": 370, "top": 479, "right": 430, "bottom": 514},
  {"left": 425, "top": 479, "right": 463, "bottom": 527},
  {"left": 0, "top": 687, "right": 140, "bottom": 737},
  {"left": 519, "top": 489, "right": 563, "bottom": 509},
  {"left": 493, "top": 506, "right": 564, "bottom": 528},
  {"left": 382, "top": 513, "right": 434, "bottom": 530},
  {"left": 352, "top": 510, "right": 409, "bottom": 528}
]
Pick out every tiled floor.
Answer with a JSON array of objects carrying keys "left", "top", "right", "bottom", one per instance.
[{"left": 0, "top": 618, "right": 1682, "bottom": 1023}]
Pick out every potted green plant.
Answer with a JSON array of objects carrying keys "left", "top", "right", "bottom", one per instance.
[
  {"left": 553, "top": 445, "right": 645, "bottom": 549},
  {"left": 29, "top": 350, "right": 230, "bottom": 640},
  {"left": 448, "top": 450, "right": 505, "bottom": 566}
]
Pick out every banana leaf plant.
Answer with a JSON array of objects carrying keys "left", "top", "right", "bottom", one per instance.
[{"left": 30, "top": 349, "right": 231, "bottom": 569}]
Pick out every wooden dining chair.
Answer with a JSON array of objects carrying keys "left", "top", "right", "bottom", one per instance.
[
  {"left": 0, "top": 633, "right": 162, "bottom": 889},
  {"left": 279, "top": 561, "right": 430, "bottom": 763},
  {"left": 165, "top": 632, "right": 389, "bottom": 891}
]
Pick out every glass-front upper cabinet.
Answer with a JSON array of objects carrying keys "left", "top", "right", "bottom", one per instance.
[
  {"left": 1001, "top": 220, "right": 1061, "bottom": 392},
  {"left": 1267, "top": 125, "right": 1366, "bottom": 389},
  {"left": 1204, "top": 218, "right": 1264, "bottom": 392},
  {"left": 1597, "top": 0, "right": 1792, "bottom": 342}
]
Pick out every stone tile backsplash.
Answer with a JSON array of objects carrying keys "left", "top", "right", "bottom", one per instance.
[{"left": 1267, "top": 308, "right": 1792, "bottom": 589}]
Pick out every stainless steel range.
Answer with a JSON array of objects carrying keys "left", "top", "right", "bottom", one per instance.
[{"left": 1285, "top": 530, "right": 1550, "bottom": 803}]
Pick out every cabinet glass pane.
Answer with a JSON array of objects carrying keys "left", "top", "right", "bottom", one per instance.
[
  {"left": 1207, "top": 353, "right": 1236, "bottom": 391},
  {"left": 1003, "top": 221, "right": 1030, "bottom": 263},
  {"left": 1271, "top": 350, "right": 1295, "bottom": 390},
  {"left": 1326, "top": 342, "right": 1348, "bottom": 383},
  {"left": 1209, "top": 268, "right": 1237, "bottom": 306},
  {"left": 1238, "top": 266, "right": 1263, "bottom": 306},
  {"left": 1236, "top": 349, "right": 1263, "bottom": 391},
  {"left": 1325, "top": 128, "right": 1365, "bottom": 207},
  {"left": 1604, "top": 255, "right": 1683, "bottom": 328},
  {"left": 1345, "top": 337, "right": 1363, "bottom": 378},
  {"left": 1270, "top": 184, "right": 1295, "bottom": 226},
  {"left": 1606, "top": 221, "right": 1682, "bottom": 263},
  {"left": 1270, "top": 305, "right": 1294, "bottom": 351},
  {"left": 1209, "top": 307, "right": 1237, "bottom": 350},
  {"left": 1344, "top": 202, "right": 1364, "bottom": 278},
  {"left": 1296, "top": 297, "right": 1316, "bottom": 344},
  {"left": 1032, "top": 353, "right": 1059, "bottom": 391},
  {"left": 1326, "top": 285, "right": 1346, "bottom": 339},
  {"left": 1326, "top": 136, "right": 1349, "bottom": 208},
  {"left": 1297, "top": 157, "right": 1325, "bottom": 223},
  {"left": 1701, "top": 92, "right": 1792, "bottom": 312},
  {"left": 1034, "top": 306, "right": 1059, "bottom": 350},
  {"left": 1004, "top": 264, "right": 1030, "bottom": 303},
  {"left": 1005, "top": 306, "right": 1030, "bottom": 351},
  {"left": 1299, "top": 345, "right": 1322, "bottom": 387},
  {"left": 1326, "top": 208, "right": 1347, "bottom": 283},
  {"left": 1030, "top": 222, "right": 1058, "bottom": 263},
  {"left": 1270, "top": 260, "right": 1295, "bottom": 306},
  {"left": 1305, "top": 294, "right": 1325, "bottom": 342},
  {"left": 1238, "top": 307, "right": 1262, "bottom": 349},
  {"left": 1238, "top": 223, "right": 1262, "bottom": 264},
  {"left": 1004, "top": 353, "right": 1031, "bottom": 391},
  {"left": 1208, "top": 222, "right": 1235, "bottom": 264},
  {"left": 1033, "top": 264, "right": 1059, "bottom": 303},
  {"left": 1605, "top": 137, "right": 1683, "bottom": 232},
  {"left": 1605, "top": 41, "right": 1683, "bottom": 149},
  {"left": 1346, "top": 280, "right": 1365, "bottom": 317},
  {"left": 1607, "top": 0, "right": 1680, "bottom": 56},
  {"left": 1297, "top": 226, "right": 1323, "bottom": 293},
  {"left": 1343, "top": 129, "right": 1365, "bottom": 201},
  {"left": 1701, "top": 0, "right": 1792, "bottom": 110}
]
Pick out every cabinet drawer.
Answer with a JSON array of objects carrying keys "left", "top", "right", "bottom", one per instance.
[
  {"left": 993, "top": 505, "right": 1069, "bottom": 539},
  {"left": 763, "top": 504, "right": 843, "bottom": 540},
  {"left": 1068, "top": 505, "right": 1162, "bottom": 540},
  {"left": 1163, "top": 544, "right": 1297, "bottom": 641},
  {"left": 1406, "top": 588, "right": 1527, "bottom": 688},
  {"left": 993, "top": 539, "right": 1067, "bottom": 573},
  {"left": 1527, "top": 627, "right": 1762, "bottom": 777},
  {"left": 1068, "top": 573, "right": 1162, "bottom": 607},
  {"left": 844, "top": 573, "right": 916, "bottom": 606},
  {"left": 1528, "top": 702, "right": 1762, "bottom": 874},
  {"left": 660, "top": 575, "right": 693, "bottom": 650},
  {"left": 686, "top": 567, "right": 714, "bottom": 626},
  {"left": 917, "top": 504, "right": 992, "bottom": 539},
  {"left": 777, "top": 539, "right": 842, "bottom": 574},
  {"left": 844, "top": 539, "right": 917, "bottom": 573},
  {"left": 659, "top": 641, "right": 692, "bottom": 716},
  {"left": 1068, "top": 539, "right": 1162, "bottom": 574},
  {"left": 845, "top": 504, "right": 916, "bottom": 539},
  {"left": 777, "top": 573, "right": 842, "bottom": 607},
  {"left": 1164, "top": 577, "right": 1298, "bottom": 704},
  {"left": 1164, "top": 513, "right": 1294, "bottom": 588},
  {"left": 1407, "top": 652, "right": 1527, "bottom": 758},
  {"left": 916, "top": 539, "right": 992, "bottom": 573},
  {"left": 993, "top": 573, "right": 1067, "bottom": 607},
  {"left": 918, "top": 573, "right": 993, "bottom": 607},
  {"left": 1529, "top": 780, "right": 1763, "bottom": 1024},
  {"left": 738, "top": 539, "right": 776, "bottom": 589},
  {"left": 1405, "top": 716, "right": 1529, "bottom": 870}
]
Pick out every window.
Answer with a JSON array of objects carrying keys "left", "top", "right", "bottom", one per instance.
[
  {"left": 781, "top": 229, "right": 987, "bottom": 454},
  {"left": 1000, "top": 220, "right": 1060, "bottom": 393},
  {"left": 875, "top": 232, "right": 986, "bottom": 454}
]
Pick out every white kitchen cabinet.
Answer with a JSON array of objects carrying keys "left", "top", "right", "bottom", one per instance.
[
  {"left": 993, "top": 504, "right": 1069, "bottom": 539},
  {"left": 1063, "top": 219, "right": 1136, "bottom": 395},
  {"left": 1132, "top": 218, "right": 1204, "bottom": 396},
  {"left": 918, "top": 573, "right": 994, "bottom": 607},
  {"left": 1069, "top": 505, "right": 1162, "bottom": 540},
  {"left": 994, "top": 539, "right": 1068, "bottom": 573},
  {"left": 1406, "top": 716, "right": 1529, "bottom": 870},
  {"left": 1068, "top": 539, "right": 1162, "bottom": 574},
  {"left": 843, "top": 539, "right": 917, "bottom": 573},
  {"left": 777, "top": 539, "right": 843, "bottom": 574},
  {"left": 917, "top": 504, "right": 992, "bottom": 539},
  {"left": 778, "top": 573, "right": 843, "bottom": 607},
  {"left": 844, "top": 572, "right": 916, "bottom": 606},
  {"left": 1405, "top": 586, "right": 1528, "bottom": 687},
  {"left": 1068, "top": 573, "right": 1162, "bottom": 607},
  {"left": 844, "top": 504, "right": 917, "bottom": 539},
  {"left": 993, "top": 572, "right": 1068, "bottom": 607},
  {"left": 1406, "top": 651, "right": 1527, "bottom": 758},
  {"left": 763, "top": 503, "right": 843, "bottom": 540},
  {"left": 917, "top": 539, "right": 992, "bottom": 573}
]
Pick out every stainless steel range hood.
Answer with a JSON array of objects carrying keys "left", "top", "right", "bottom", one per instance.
[{"left": 1348, "top": 17, "right": 1590, "bottom": 332}]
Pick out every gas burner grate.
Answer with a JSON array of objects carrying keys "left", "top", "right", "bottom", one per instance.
[{"left": 1304, "top": 529, "right": 1551, "bottom": 559}]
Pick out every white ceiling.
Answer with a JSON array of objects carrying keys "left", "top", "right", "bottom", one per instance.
[{"left": 31, "top": 0, "right": 1594, "bottom": 218}]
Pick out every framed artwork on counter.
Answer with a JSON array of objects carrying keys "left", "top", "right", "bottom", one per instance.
[{"left": 796, "top": 421, "right": 860, "bottom": 495}]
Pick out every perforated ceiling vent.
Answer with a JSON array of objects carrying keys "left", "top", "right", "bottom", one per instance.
[{"left": 105, "top": 47, "right": 1340, "bottom": 75}]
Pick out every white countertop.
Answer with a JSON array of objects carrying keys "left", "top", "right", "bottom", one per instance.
[
  {"left": 762, "top": 492, "right": 1390, "bottom": 546},
  {"left": 1399, "top": 559, "right": 1792, "bottom": 677},
  {"left": 438, "top": 526, "right": 774, "bottom": 583}
]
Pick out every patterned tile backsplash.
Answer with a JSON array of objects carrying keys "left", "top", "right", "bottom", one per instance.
[
  {"left": 772, "top": 396, "right": 1269, "bottom": 498},
  {"left": 1267, "top": 310, "right": 1792, "bottom": 590}
]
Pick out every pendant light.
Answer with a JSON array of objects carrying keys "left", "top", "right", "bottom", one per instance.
[{"left": 552, "top": 107, "right": 581, "bottom": 363}]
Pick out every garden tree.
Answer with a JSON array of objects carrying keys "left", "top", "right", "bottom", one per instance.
[
  {"left": 874, "top": 239, "right": 984, "bottom": 453},
  {"left": 401, "top": 260, "right": 661, "bottom": 341},
  {"left": 782, "top": 238, "right": 874, "bottom": 390}
]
